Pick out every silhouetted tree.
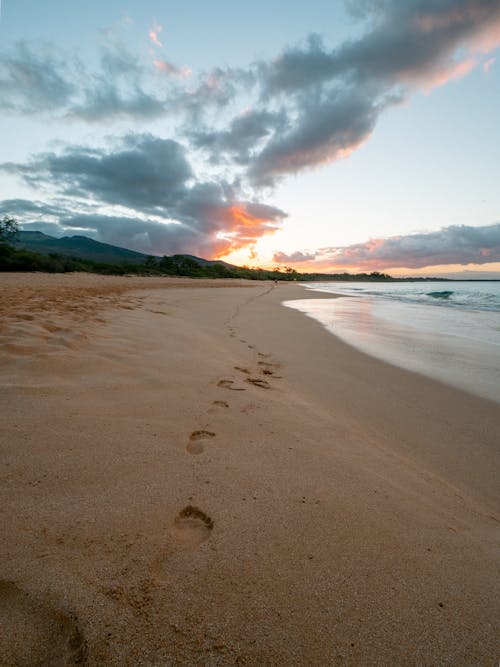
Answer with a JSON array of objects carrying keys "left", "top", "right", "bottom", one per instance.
[{"left": 0, "top": 216, "right": 19, "bottom": 244}]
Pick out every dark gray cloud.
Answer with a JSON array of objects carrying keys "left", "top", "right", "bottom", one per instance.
[
  {"left": 4, "top": 134, "right": 193, "bottom": 212},
  {"left": 52, "top": 213, "right": 200, "bottom": 256},
  {"left": 248, "top": 87, "right": 383, "bottom": 185},
  {"left": 3, "top": 1, "right": 498, "bottom": 186},
  {"left": 3, "top": 197, "right": 285, "bottom": 258},
  {"left": 171, "top": 66, "right": 256, "bottom": 125},
  {"left": 190, "top": 109, "right": 286, "bottom": 165},
  {"left": 242, "top": 0, "right": 500, "bottom": 184},
  {"left": 0, "top": 198, "right": 68, "bottom": 219},
  {"left": 1, "top": 133, "right": 286, "bottom": 257},
  {"left": 282, "top": 223, "right": 500, "bottom": 270},
  {"left": 260, "top": 1, "right": 500, "bottom": 95},
  {"left": 2, "top": 1, "right": 499, "bottom": 260}
]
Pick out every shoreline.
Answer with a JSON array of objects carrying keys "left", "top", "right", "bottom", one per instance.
[
  {"left": 1, "top": 274, "right": 498, "bottom": 665},
  {"left": 284, "top": 290, "right": 500, "bottom": 404}
]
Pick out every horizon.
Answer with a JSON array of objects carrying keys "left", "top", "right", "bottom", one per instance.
[
  {"left": 1, "top": 1, "right": 499, "bottom": 277},
  {"left": 14, "top": 227, "right": 500, "bottom": 280}
]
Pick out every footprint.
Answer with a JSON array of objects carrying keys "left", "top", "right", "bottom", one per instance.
[
  {"left": 217, "top": 379, "right": 246, "bottom": 391},
  {"left": 246, "top": 378, "right": 271, "bottom": 389},
  {"left": 258, "top": 361, "right": 283, "bottom": 378},
  {"left": 172, "top": 506, "right": 214, "bottom": 548},
  {"left": 0, "top": 580, "right": 87, "bottom": 666},
  {"left": 187, "top": 430, "right": 215, "bottom": 455},
  {"left": 234, "top": 366, "right": 250, "bottom": 374},
  {"left": 212, "top": 400, "right": 229, "bottom": 408}
]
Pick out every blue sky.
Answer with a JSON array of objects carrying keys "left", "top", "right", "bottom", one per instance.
[{"left": 1, "top": 0, "right": 499, "bottom": 275}]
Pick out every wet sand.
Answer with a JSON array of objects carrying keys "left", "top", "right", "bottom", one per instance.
[{"left": 0, "top": 273, "right": 498, "bottom": 665}]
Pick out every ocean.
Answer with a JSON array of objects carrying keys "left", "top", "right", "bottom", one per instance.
[{"left": 284, "top": 281, "right": 500, "bottom": 403}]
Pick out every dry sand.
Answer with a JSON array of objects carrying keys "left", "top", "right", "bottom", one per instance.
[{"left": 0, "top": 273, "right": 498, "bottom": 666}]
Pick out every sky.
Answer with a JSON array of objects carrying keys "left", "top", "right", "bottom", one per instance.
[{"left": 1, "top": 0, "right": 499, "bottom": 276}]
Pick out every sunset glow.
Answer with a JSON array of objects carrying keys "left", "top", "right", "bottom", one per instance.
[
  {"left": 0, "top": 0, "right": 499, "bottom": 277},
  {"left": 214, "top": 205, "right": 282, "bottom": 259}
]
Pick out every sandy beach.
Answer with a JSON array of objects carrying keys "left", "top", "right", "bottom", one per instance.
[{"left": 0, "top": 273, "right": 498, "bottom": 666}]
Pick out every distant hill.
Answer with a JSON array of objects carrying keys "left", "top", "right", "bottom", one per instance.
[
  {"left": 177, "top": 254, "right": 236, "bottom": 269},
  {"left": 15, "top": 231, "right": 149, "bottom": 264},
  {"left": 14, "top": 231, "right": 234, "bottom": 267}
]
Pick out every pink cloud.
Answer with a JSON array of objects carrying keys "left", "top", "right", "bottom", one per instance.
[
  {"left": 149, "top": 23, "right": 163, "bottom": 48},
  {"left": 154, "top": 59, "right": 192, "bottom": 78},
  {"left": 420, "top": 57, "right": 477, "bottom": 93},
  {"left": 274, "top": 224, "right": 500, "bottom": 272}
]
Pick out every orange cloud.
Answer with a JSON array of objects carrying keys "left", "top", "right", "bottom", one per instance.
[
  {"left": 149, "top": 23, "right": 163, "bottom": 48},
  {"left": 213, "top": 204, "right": 283, "bottom": 259}
]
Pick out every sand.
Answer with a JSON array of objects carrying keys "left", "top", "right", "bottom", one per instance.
[{"left": 0, "top": 273, "right": 498, "bottom": 666}]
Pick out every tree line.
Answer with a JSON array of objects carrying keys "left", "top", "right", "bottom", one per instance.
[{"left": 0, "top": 216, "right": 397, "bottom": 281}]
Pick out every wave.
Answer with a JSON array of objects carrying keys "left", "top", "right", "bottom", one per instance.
[{"left": 426, "top": 290, "right": 453, "bottom": 299}]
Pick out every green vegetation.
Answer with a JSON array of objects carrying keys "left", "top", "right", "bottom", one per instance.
[
  {"left": 0, "top": 216, "right": 19, "bottom": 244},
  {"left": 0, "top": 216, "right": 428, "bottom": 281}
]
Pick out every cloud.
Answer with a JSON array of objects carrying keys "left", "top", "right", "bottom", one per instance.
[
  {"left": 0, "top": 43, "right": 75, "bottom": 113},
  {"left": 3, "top": 134, "right": 193, "bottom": 211},
  {"left": 242, "top": 0, "right": 500, "bottom": 185},
  {"left": 0, "top": 134, "right": 286, "bottom": 258},
  {"left": 3, "top": 198, "right": 285, "bottom": 259},
  {"left": 272, "top": 250, "right": 317, "bottom": 263},
  {"left": 5, "top": 1, "right": 497, "bottom": 175},
  {"left": 149, "top": 22, "right": 163, "bottom": 48},
  {"left": 483, "top": 56, "right": 496, "bottom": 72},
  {"left": 68, "top": 43, "right": 172, "bottom": 122},
  {"left": 153, "top": 59, "right": 192, "bottom": 78},
  {"left": 260, "top": 1, "right": 500, "bottom": 95},
  {"left": 2, "top": 2, "right": 500, "bottom": 261},
  {"left": 0, "top": 40, "right": 249, "bottom": 123},
  {"left": 0, "top": 41, "right": 172, "bottom": 122},
  {"left": 0, "top": 198, "right": 69, "bottom": 219},
  {"left": 189, "top": 109, "right": 286, "bottom": 164},
  {"left": 248, "top": 87, "right": 382, "bottom": 185},
  {"left": 68, "top": 83, "right": 168, "bottom": 122},
  {"left": 289, "top": 223, "right": 500, "bottom": 270}
]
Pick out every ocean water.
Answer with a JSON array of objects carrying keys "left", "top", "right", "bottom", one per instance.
[{"left": 284, "top": 281, "right": 500, "bottom": 403}]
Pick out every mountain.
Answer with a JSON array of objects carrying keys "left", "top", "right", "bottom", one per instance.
[
  {"left": 176, "top": 254, "right": 236, "bottom": 268},
  {"left": 14, "top": 231, "right": 235, "bottom": 267},
  {"left": 14, "top": 231, "right": 149, "bottom": 264}
]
